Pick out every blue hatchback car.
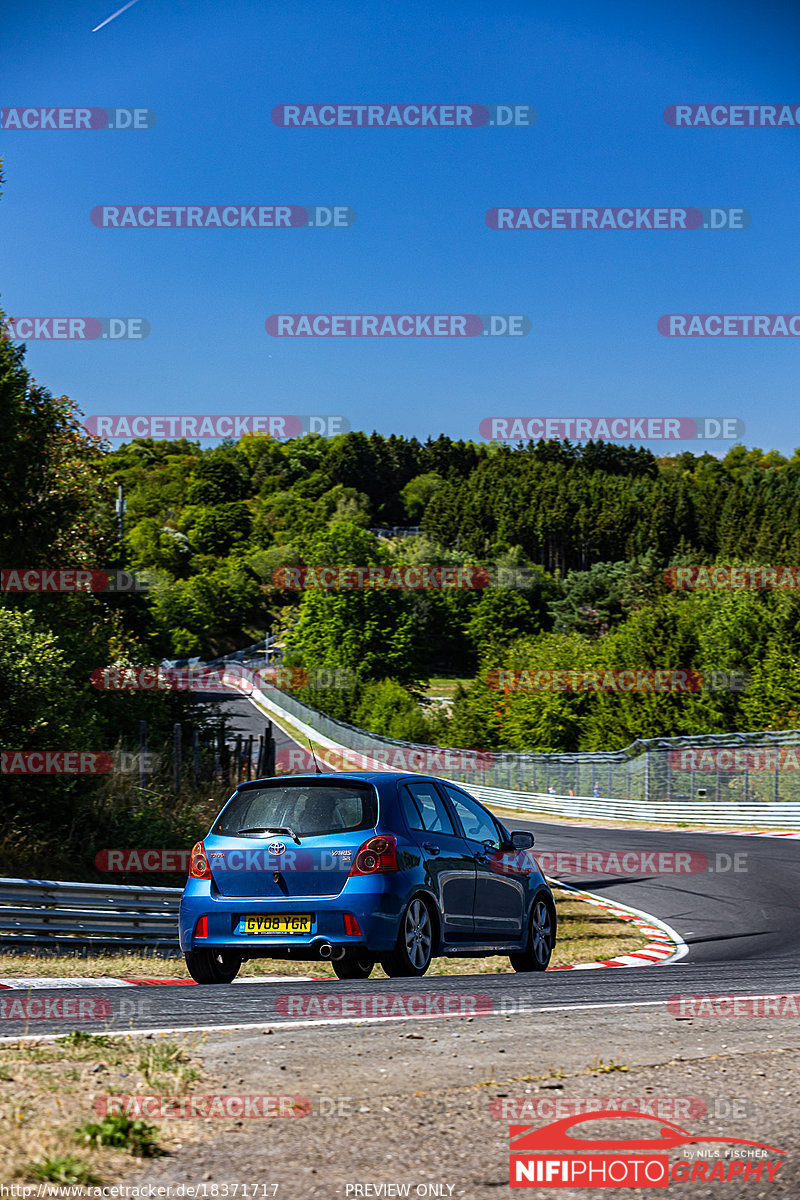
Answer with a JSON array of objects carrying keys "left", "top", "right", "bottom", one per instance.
[{"left": 179, "top": 771, "right": 556, "bottom": 983}]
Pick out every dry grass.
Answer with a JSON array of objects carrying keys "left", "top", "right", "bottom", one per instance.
[{"left": 0, "top": 1032, "right": 205, "bottom": 1184}]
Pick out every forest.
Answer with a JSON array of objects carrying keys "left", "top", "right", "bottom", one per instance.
[{"left": 3, "top": 313, "right": 800, "bottom": 871}]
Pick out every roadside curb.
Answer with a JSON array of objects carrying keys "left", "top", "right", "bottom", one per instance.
[
  {"left": 0, "top": 887, "right": 687, "bottom": 987},
  {"left": 548, "top": 878, "right": 688, "bottom": 969},
  {"left": 0, "top": 975, "right": 317, "bottom": 989}
]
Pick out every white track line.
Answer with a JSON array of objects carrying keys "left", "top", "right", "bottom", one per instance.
[{"left": 0, "top": 999, "right": 675, "bottom": 1044}]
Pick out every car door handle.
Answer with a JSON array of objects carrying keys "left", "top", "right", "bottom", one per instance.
[{"left": 422, "top": 842, "right": 440, "bottom": 855}]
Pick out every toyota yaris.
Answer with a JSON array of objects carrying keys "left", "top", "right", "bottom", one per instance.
[{"left": 179, "top": 771, "right": 556, "bottom": 983}]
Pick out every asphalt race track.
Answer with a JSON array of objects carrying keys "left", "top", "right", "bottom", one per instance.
[{"left": 3, "top": 692, "right": 800, "bottom": 1040}]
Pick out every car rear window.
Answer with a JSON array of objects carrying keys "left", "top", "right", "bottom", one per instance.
[{"left": 214, "top": 781, "right": 378, "bottom": 838}]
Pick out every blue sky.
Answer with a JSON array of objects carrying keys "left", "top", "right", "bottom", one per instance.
[{"left": 1, "top": 0, "right": 799, "bottom": 452}]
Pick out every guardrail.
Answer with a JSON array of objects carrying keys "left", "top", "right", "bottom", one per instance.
[
  {"left": 0, "top": 877, "right": 181, "bottom": 954},
  {"left": 242, "top": 681, "right": 800, "bottom": 828},
  {"left": 461, "top": 785, "right": 800, "bottom": 828}
]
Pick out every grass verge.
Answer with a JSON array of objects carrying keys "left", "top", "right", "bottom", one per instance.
[{"left": 0, "top": 1032, "right": 203, "bottom": 1184}]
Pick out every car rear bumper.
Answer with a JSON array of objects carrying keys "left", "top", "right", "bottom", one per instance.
[{"left": 179, "top": 878, "right": 406, "bottom": 954}]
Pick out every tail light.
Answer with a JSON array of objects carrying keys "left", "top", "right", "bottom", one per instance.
[
  {"left": 349, "top": 835, "right": 398, "bottom": 876},
  {"left": 343, "top": 913, "right": 363, "bottom": 936},
  {"left": 195, "top": 915, "right": 208, "bottom": 938},
  {"left": 189, "top": 841, "right": 211, "bottom": 879}
]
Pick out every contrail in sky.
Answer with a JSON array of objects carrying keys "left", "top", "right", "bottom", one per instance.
[{"left": 92, "top": 0, "right": 142, "bottom": 32}]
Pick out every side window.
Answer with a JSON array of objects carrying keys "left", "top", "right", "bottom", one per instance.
[
  {"left": 400, "top": 782, "right": 457, "bottom": 836},
  {"left": 442, "top": 785, "right": 502, "bottom": 848}
]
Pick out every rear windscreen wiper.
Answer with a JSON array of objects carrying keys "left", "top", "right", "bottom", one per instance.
[{"left": 236, "top": 825, "right": 302, "bottom": 844}]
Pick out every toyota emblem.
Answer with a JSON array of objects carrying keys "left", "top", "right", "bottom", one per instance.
[{"left": 267, "top": 841, "right": 286, "bottom": 854}]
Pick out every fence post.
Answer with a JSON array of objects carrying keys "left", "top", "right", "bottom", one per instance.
[
  {"left": 173, "top": 723, "right": 182, "bottom": 793},
  {"left": 245, "top": 735, "right": 254, "bottom": 780},
  {"left": 218, "top": 730, "right": 227, "bottom": 785},
  {"left": 139, "top": 720, "right": 148, "bottom": 791},
  {"left": 264, "top": 722, "right": 276, "bottom": 776}
]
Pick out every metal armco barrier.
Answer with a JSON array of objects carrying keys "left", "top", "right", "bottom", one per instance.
[
  {"left": 461, "top": 786, "right": 800, "bottom": 828},
  {"left": 237, "top": 676, "right": 800, "bottom": 827},
  {"left": 202, "top": 643, "right": 800, "bottom": 812},
  {"left": 0, "top": 877, "right": 181, "bottom": 953}
]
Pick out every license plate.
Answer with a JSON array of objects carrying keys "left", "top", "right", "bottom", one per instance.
[{"left": 237, "top": 915, "right": 312, "bottom": 935}]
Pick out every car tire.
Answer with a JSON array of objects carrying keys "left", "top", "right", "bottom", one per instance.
[
  {"left": 379, "top": 896, "right": 434, "bottom": 977},
  {"left": 184, "top": 949, "right": 242, "bottom": 984},
  {"left": 332, "top": 954, "right": 375, "bottom": 980},
  {"left": 509, "top": 896, "right": 555, "bottom": 972}
]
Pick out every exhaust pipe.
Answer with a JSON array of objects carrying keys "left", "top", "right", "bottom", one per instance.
[{"left": 318, "top": 942, "right": 346, "bottom": 961}]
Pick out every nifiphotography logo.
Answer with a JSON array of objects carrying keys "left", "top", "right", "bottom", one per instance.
[{"left": 508, "top": 1112, "right": 785, "bottom": 1188}]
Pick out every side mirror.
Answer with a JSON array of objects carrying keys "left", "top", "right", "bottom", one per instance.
[{"left": 509, "top": 830, "right": 534, "bottom": 850}]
